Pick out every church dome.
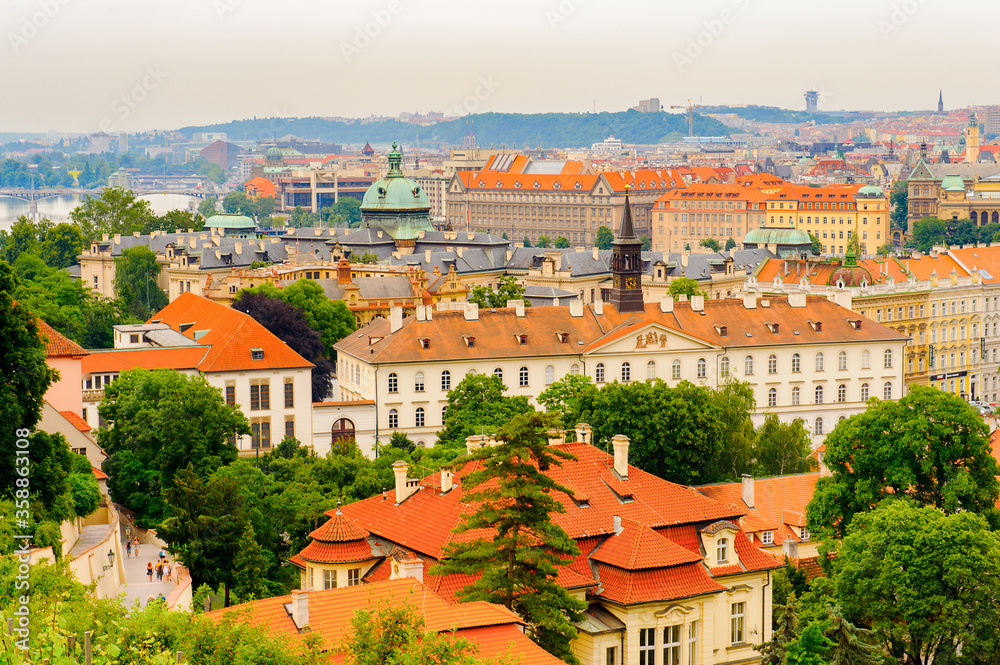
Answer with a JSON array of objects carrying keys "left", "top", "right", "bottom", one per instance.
[
  {"left": 361, "top": 143, "right": 430, "bottom": 212},
  {"left": 857, "top": 184, "right": 884, "bottom": 197},
  {"left": 265, "top": 146, "right": 283, "bottom": 161},
  {"left": 829, "top": 264, "right": 873, "bottom": 287}
]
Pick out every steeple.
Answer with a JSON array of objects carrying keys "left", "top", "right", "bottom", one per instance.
[
  {"left": 938, "top": 90, "right": 944, "bottom": 114},
  {"left": 609, "top": 185, "right": 645, "bottom": 313}
]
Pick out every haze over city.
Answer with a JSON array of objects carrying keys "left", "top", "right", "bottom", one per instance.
[{"left": 4, "top": 0, "right": 999, "bottom": 132}]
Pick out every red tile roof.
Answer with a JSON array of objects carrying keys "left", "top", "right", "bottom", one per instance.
[
  {"left": 92, "top": 466, "right": 109, "bottom": 480},
  {"left": 596, "top": 562, "right": 725, "bottom": 605},
  {"left": 298, "top": 540, "right": 375, "bottom": 565},
  {"left": 37, "top": 319, "right": 87, "bottom": 358},
  {"left": 149, "top": 292, "right": 313, "bottom": 372},
  {"left": 81, "top": 347, "right": 209, "bottom": 374},
  {"left": 309, "top": 512, "right": 370, "bottom": 542},
  {"left": 60, "top": 410, "right": 91, "bottom": 433},
  {"left": 590, "top": 520, "right": 702, "bottom": 570}
]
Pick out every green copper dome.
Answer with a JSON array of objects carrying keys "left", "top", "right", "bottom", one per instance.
[
  {"left": 265, "top": 146, "right": 283, "bottom": 160},
  {"left": 205, "top": 213, "right": 255, "bottom": 229},
  {"left": 743, "top": 227, "right": 811, "bottom": 245},
  {"left": 941, "top": 175, "right": 965, "bottom": 192},
  {"left": 857, "top": 184, "right": 884, "bottom": 197},
  {"left": 360, "top": 142, "right": 433, "bottom": 241}
]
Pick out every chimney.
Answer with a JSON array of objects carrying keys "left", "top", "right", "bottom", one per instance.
[
  {"left": 782, "top": 537, "right": 799, "bottom": 560},
  {"left": 741, "top": 474, "right": 755, "bottom": 508},
  {"left": 425, "top": 250, "right": 431, "bottom": 262},
  {"left": 611, "top": 434, "right": 630, "bottom": 478},
  {"left": 464, "top": 302, "right": 479, "bottom": 321},
  {"left": 788, "top": 292, "right": 807, "bottom": 308},
  {"left": 440, "top": 467, "right": 453, "bottom": 493},
  {"left": 574, "top": 422, "right": 592, "bottom": 444},
  {"left": 613, "top": 515, "right": 623, "bottom": 535},
  {"left": 691, "top": 294, "right": 704, "bottom": 312},
  {"left": 398, "top": 555, "right": 424, "bottom": 582},
  {"left": 465, "top": 434, "right": 486, "bottom": 454},
  {"left": 113, "top": 233, "right": 121, "bottom": 245},
  {"left": 681, "top": 252, "right": 689, "bottom": 268},
  {"left": 392, "top": 460, "right": 416, "bottom": 504},
  {"left": 594, "top": 299, "right": 604, "bottom": 315},
  {"left": 416, "top": 304, "right": 427, "bottom": 321},
  {"left": 456, "top": 247, "right": 464, "bottom": 258},
  {"left": 570, "top": 299, "right": 583, "bottom": 317},
  {"left": 743, "top": 293, "right": 757, "bottom": 309},
  {"left": 660, "top": 296, "right": 674, "bottom": 313},
  {"left": 818, "top": 450, "right": 831, "bottom": 477},
  {"left": 235, "top": 242, "right": 242, "bottom": 255},
  {"left": 547, "top": 428, "right": 565, "bottom": 446},
  {"left": 592, "top": 246, "right": 600, "bottom": 260},
  {"left": 507, "top": 299, "right": 525, "bottom": 317},
  {"left": 290, "top": 589, "right": 309, "bottom": 629},
  {"left": 389, "top": 306, "right": 403, "bottom": 334}
]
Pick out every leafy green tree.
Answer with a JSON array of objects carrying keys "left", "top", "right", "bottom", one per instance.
[
  {"left": 784, "top": 619, "right": 833, "bottom": 665},
  {"left": 98, "top": 368, "right": 251, "bottom": 527},
  {"left": 594, "top": 225, "right": 613, "bottom": 250},
  {"left": 757, "top": 592, "right": 799, "bottom": 665},
  {"left": 199, "top": 196, "right": 219, "bottom": 218},
  {"left": 114, "top": 245, "right": 168, "bottom": 320},
  {"left": 357, "top": 251, "right": 380, "bottom": 264},
  {"left": 875, "top": 242, "right": 895, "bottom": 255},
  {"left": 554, "top": 236, "right": 570, "bottom": 248},
  {"left": 910, "top": 217, "right": 948, "bottom": 252},
  {"left": 233, "top": 523, "right": 270, "bottom": 601},
  {"left": 807, "top": 385, "right": 999, "bottom": 540},
  {"left": 467, "top": 275, "right": 528, "bottom": 309},
  {"left": 753, "top": 415, "right": 813, "bottom": 476},
  {"left": 684, "top": 242, "right": 691, "bottom": 251},
  {"left": 434, "top": 411, "right": 586, "bottom": 662},
  {"left": 67, "top": 451, "right": 101, "bottom": 517},
  {"left": 69, "top": 187, "right": 158, "bottom": 242},
  {"left": 157, "top": 209, "right": 205, "bottom": 233},
  {"left": 725, "top": 236, "right": 736, "bottom": 250},
  {"left": 280, "top": 279, "right": 356, "bottom": 358},
  {"left": 39, "top": 222, "right": 83, "bottom": 268},
  {"left": 389, "top": 430, "right": 416, "bottom": 454},
  {"left": 537, "top": 374, "right": 597, "bottom": 429},
  {"left": 537, "top": 234, "right": 552, "bottom": 248},
  {"left": 640, "top": 235, "right": 652, "bottom": 251},
  {"left": 889, "top": 179, "right": 908, "bottom": 230},
  {"left": 699, "top": 238, "right": 721, "bottom": 252},
  {"left": 522, "top": 236, "right": 531, "bottom": 247},
  {"left": 437, "top": 374, "right": 532, "bottom": 452},
  {"left": 223, "top": 190, "right": 256, "bottom": 217},
  {"left": 808, "top": 232, "right": 823, "bottom": 254},
  {"left": 667, "top": 276, "right": 705, "bottom": 298},
  {"left": 334, "top": 197, "right": 363, "bottom": 227},
  {"left": 711, "top": 379, "right": 757, "bottom": 481},
  {"left": 835, "top": 501, "right": 1000, "bottom": 663},
  {"left": 252, "top": 196, "right": 276, "bottom": 219},
  {"left": 2, "top": 216, "right": 48, "bottom": 264},
  {"left": 823, "top": 605, "right": 882, "bottom": 665},
  {"left": 979, "top": 221, "right": 1000, "bottom": 244},
  {"left": 950, "top": 219, "right": 979, "bottom": 246}
]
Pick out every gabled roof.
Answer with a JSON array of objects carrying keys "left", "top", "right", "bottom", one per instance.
[
  {"left": 37, "top": 319, "right": 87, "bottom": 358},
  {"left": 590, "top": 520, "right": 702, "bottom": 570},
  {"left": 59, "top": 410, "right": 91, "bottom": 433}
]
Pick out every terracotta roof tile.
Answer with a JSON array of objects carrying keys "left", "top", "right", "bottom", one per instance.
[
  {"left": 92, "top": 466, "right": 108, "bottom": 480},
  {"left": 591, "top": 520, "right": 702, "bottom": 570},
  {"left": 309, "top": 512, "right": 371, "bottom": 543},
  {"left": 299, "top": 540, "right": 375, "bottom": 565},
  {"left": 60, "top": 410, "right": 91, "bottom": 433},
  {"left": 81, "top": 347, "right": 208, "bottom": 374},
  {"left": 595, "top": 562, "right": 725, "bottom": 605},
  {"left": 37, "top": 319, "right": 87, "bottom": 358}
]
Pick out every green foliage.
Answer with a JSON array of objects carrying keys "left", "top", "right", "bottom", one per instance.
[
  {"left": 434, "top": 411, "right": 586, "bottom": 663},
  {"left": 537, "top": 235, "right": 552, "bottom": 248},
  {"left": 807, "top": 385, "right": 999, "bottom": 540},
  {"left": 233, "top": 523, "right": 270, "bottom": 602},
  {"left": 33, "top": 520, "right": 64, "bottom": 558},
  {"left": 98, "top": 369, "right": 251, "bottom": 527},
  {"left": 725, "top": 236, "right": 736, "bottom": 250},
  {"left": 199, "top": 196, "right": 219, "bottom": 218},
  {"left": 537, "top": 374, "right": 597, "bottom": 429},
  {"left": 554, "top": 236, "right": 570, "bottom": 249},
  {"left": 68, "top": 470, "right": 101, "bottom": 517},
  {"left": 114, "top": 245, "right": 168, "bottom": 320},
  {"left": 757, "top": 592, "right": 799, "bottom": 665},
  {"left": 910, "top": 216, "right": 947, "bottom": 252},
  {"left": 666, "top": 277, "right": 704, "bottom": 298},
  {"left": 684, "top": 242, "right": 691, "bottom": 251},
  {"left": 40, "top": 222, "right": 84, "bottom": 268},
  {"left": 222, "top": 190, "right": 255, "bottom": 217},
  {"left": 357, "top": 251, "right": 379, "bottom": 264},
  {"left": 467, "top": 275, "right": 528, "bottom": 309},
  {"left": 436, "top": 374, "right": 532, "bottom": 453},
  {"left": 69, "top": 187, "right": 158, "bottom": 242},
  {"left": 1, "top": 215, "right": 50, "bottom": 264},
  {"left": 753, "top": 415, "right": 813, "bottom": 477},
  {"left": 389, "top": 430, "right": 416, "bottom": 454},
  {"left": 699, "top": 237, "right": 721, "bottom": 252},
  {"left": 278, "top": 279, "right": 356, "bottom": 358},
  {"left": 640, "top": 235, "right": 652, "bottom": 251},
  {"left": 889, "top": 179, "right": 908, "bottom": 230},
  {"left": 522, "top": 236, "right": 531, "bottom": 247},
  {"left": 823, "top": 605, "right": 882, "bottom": 665},
  {"left": 594, "top": 226, "right": 613, "bottom": 250},
  {"left": 875, "top": 242, "right": 895, "bottom": 255},
  {"left": 834, "top": 501, "right": 1000, "bottom": 663},
  {"left": 784, "top": 619, "right": 833, "bottom": 665},
  {"left": 157, "top": 209, "right": 206, "bottom": 233},
  {"left": 808, "top": 232, "right": 823, "bottom": 254}
]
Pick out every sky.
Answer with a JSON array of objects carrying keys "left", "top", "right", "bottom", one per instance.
[{"left": 2, "top": 0, "right": 998, "bottom": 133}]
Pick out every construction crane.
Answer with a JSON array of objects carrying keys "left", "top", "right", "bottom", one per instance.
[{"left": 670, "top": 100, "right": 700, "bottom": 138}]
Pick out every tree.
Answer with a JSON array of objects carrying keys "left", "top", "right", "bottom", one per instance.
[
  {"left": 279, "top": 279, "right": 356, "bottom": 359},
  {"left": 537, "top": 374, "right": 597, "bottom": 430},
  {"left": 223, "top": 190, "right": 255, "bottom": 217},
  {"left": 157, "top": 209, "right": 205, "bottom": 233},
  {"left": 252, "top": 196, "right": 276, "bottom": 219},
  {"left": 333, "top": 197, "right": 363, "bottom": 227},
  {"left": 98, "top": 368, "right": 251, "bottom": 527},
  {"left": 699, "top": 238, "right": 721, "bottom": 252},
  {"left": 807, "top": 385, "right": 999, "bottom": 540},
  {"left": 2, "top": 216, "right": 47, "bottom": 264},
  {"left": 753, "top": 415, "right": 813, "bottom": 476},
  {"left": 710, "top": 379, "right": 757, "bottom": 481},
  {"left": 910, "top": 217, "right": 947, "bottom": 252},
  {"left": 808, "top": 233, "right": 823, "bottom": 254},
  {"left": 823, "top": 605, "right": 882, "bottom": 665},
  {"left": 537, "top": 235, "right": 552, "bottom": 248},
  {"left": 66, "top": 451, "right": 101, "bottom": 518},
  {"left": 232, "top": 290, "right": 335, "bottom": 401},
  {"left": 69, "top": 187, "right": 158, "bottom": 242},
  {"left": 434, "top": 411, "right": 586, "bottom": 662},
  {"left": 39, "top": 222, "right": 83, "bottom": 268},
  {"left": 114, "top": 245, "right": 168, "bottom": 320},
  {"left": 949, "top": 219, "right": 978, "bottom": 246},
  {"left": 875, "top": 242, "right": 895, "bottom": 255},
  {"left": 724, "top": 236, "right": 736, "bottom": 250},
  {"left": 594, "top": 225, "right": 614, "bottom": 250},
  {"left": 889, "top": 179, "right": 908, "bottom": 230},
  {"left": 684, "top": 242, "right": 691, "bottom": 251},
  {"left": 834, "top": 501, "right": 1000, "bottom": 663},
  {"left": 389, "top": 430, "right": 416, "bottom": 454},
  {"left": 667, "top": 277, "right": 705, "bottom": 298},
  {"left": 554, "top": 236, "right": 570, "bottom": 249},
  {"left": 467, "top": 275, "right": 528, "bottom": 309},
  {"left": 640, "top": 235, "right": 652, "bottom": 251},
  {"left": 784, "top": 620, "right": 833, "bottom": 665},
  {"left": 757, "top": 592, "right": 799, "bottom": 665},
  {"left": 233, "top": 523, "right": 270, "bottom": 601},
  {"left": 436, "top": 374, "right": 532, "bottom": 452},
  {"left": 199, "top": 196, "right": 219, "bottom": 218},
  {"left": 522, "top": 236, "right": 531, "bottom": 247}
]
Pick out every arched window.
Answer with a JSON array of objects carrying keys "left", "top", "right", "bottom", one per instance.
[
  {"left": 883, "top": 348, "right": 893, "bottom": 369},
  {"left": 519, "top": 366, "right": 529, "bottom": 387},
  {"left": 415, "top": 407, "right": 425, "bottom": 427},
  {"left": 838, "top": 351, "right": 847, "bottom": 371},
  {"left": 331, "top": 418, "right": 355, "bottom": 446},
  {"left": 791, "top": 353, "right": 800, "bottom": 373},
  {"left": 493, "top": 367, "right": 503, "bottom": 383},
  {"left": 671, "top": 359, "right": 681, "bottom": 380},
  {"left": 388, "top": 409, "right": 398, "bottom": 429},
  {"left": 720, "top": 356, "right": 730, "bottom": 377},
  {"left": 768, "top": 388, "right": 777, "bottom": 407},
  {"left": 838, "top": 384, "right": 846, "bottom": 403},
  {"left": 544, "top": 365, "right": 555, "bottom": 385},
  {"left": 814, "top": 417, "right": 824, "bottom": 436},
  {"left": 883, "top": 381, "right": 892, "bottom": 400},
  {"left": 596, "top": 363, "right": 605, "bottom": 383},
  {"left": 815, "top": 385, "right": 824, "bottom": 404},
  {"left": 768, "top": 354, "right": 777, "bottom": 374},
  {"left": 570, "top": 364, "right": 580, "bottom": 376},
  {"left": 646, "top": 360, "right": 656, "bottom": 381},
  {"left": 861, "top": 383, "right": 870, "bottom": 401},
  {"left": 861, "top": 349, "right": 871, "bottom": 369},
  {"left": 791, "top": 386, "right": 800, "bottom": 405},
  {"left": 414, "top": 371, "right": 425, "bottom": 392},
  {"left": 441, "top": 370, "right": 451, "bottom": 391},
  {"left": 441, "top": 405, "right": 448, "bottom": 424},
  {"left": 697, "top": 358, "right": 707, "bottom": 378},
  {"left": 815, "top": 352, "right": 825, "bottom": 372},
  {"left": 621, "top": 362, "right": 631, "bottom": 382},
  {"left": 387, "top": 372, "right": 398, "bottom": 393},
  {"left": 744, "top": 355, "right": 754, "bottom": 375}
]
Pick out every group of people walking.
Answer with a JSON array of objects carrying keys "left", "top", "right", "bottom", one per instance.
[{"left": 145, "top": 548, "right": 172, "bottom": 583}]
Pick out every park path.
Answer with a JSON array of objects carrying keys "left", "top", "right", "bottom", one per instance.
[{"left": 118, "top": 532, "right": 175, "bottom": 610}]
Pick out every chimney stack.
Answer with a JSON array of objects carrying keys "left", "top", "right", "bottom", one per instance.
[
  {"left": 594, "top": 299, "right": 604, "bottom": 315},
  {"left": 691, "top": 294, "right": 705, "bottom": 312},
  {"left": 398, "top": 555, "right": 424, "bottom": 582},
  {"left": 290, "top": 589, "right": 309, "bottom": 629},
  {"left": 392, "top": 460, "right": 416, "bottom": 504},
  {"left": 389, "top": 306, "right": 403, "bottom": 334},
  {"left": 592, "top": 246, "right": 600, "bottom": 260},
  {"left": 440, "top": 467, "right": 453, "bottom": 493},
  {"left": 507, "top": 299, "right": 525, "bottom": 317},
  {"left": 611, "top": 434, "right": 630, "bottom": 478},
  {"left": 416, "top": 304, "right": 427, "bottom": 321},
  {"left": 743, "top": 293, "right": 757, "bottom": 309},
  {"left": 741, "top": 474, "right": 755, "bottom": 508},
  {"left": 660, "top": 296, "right": 674, "bottom": 313},
  {"left": 788, "top": 292, "right": 807, "bottom": 308},
  {"left": 574, "top": 422, "right": 592, "bottom": 444},
  {"left": 570, "top": 299, "right": 583, "bottom": 317},
  {"left": 464, "top": 302, "right": 479, "bottom": 321},
  {"left": 613, "top": 515, "right": 623, "bottom": 535}
]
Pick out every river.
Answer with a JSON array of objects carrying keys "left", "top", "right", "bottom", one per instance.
[{"left": 0, "top": 193, "right": 203, "bottom": 232}]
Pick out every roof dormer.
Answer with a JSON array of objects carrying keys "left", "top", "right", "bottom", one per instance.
[{"left": 700, "top": 520, "right": 740, "bottom": 569}]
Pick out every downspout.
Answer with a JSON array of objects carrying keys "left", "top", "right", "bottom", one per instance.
[
  {"left": 761, "top": 569, "right": 771, "bottom": 643},
  {"left": 374, "top": 364, "right": 380, "bottom": 456}
]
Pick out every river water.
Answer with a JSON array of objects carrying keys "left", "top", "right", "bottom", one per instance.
[{"left": 0, "top": 193, "right": 202, "bottom": 232}]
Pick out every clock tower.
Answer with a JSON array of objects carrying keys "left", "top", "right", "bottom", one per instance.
[{"left": 609, "top": 185, "right": 645, "bottom": 313}]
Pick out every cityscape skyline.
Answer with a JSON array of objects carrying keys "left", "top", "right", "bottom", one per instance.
[{"left": 4, "top": 0, "right": 998, "bottom": 134}]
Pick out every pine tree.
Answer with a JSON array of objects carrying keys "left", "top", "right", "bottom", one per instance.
[
  {"left": 233, "top": 523, "right": 269, "bottom": 602},
  {"left": 433, "top": 411, "right": 586, "bottom": 663},
  {"left": 824, "top": 605, "right": 883, "bottom": 665},
  {"left": 757, "top": 591, "right": 799, "bottom": 665}
]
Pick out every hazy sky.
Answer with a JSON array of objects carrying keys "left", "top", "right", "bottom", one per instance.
[{"left": 3, "top": 0, "right": 997, "bottom": 133}]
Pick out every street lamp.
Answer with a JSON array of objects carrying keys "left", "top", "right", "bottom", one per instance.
[{"left": 103, "top": 548, "right": 116, "bottom": 571}]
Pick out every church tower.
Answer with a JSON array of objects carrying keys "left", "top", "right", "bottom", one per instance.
[
  {"left": 965, "top": 113, "right": 980, "bottom": 163},
  {"left": 609, "top": 185, "right": 645, "bottom": 313},
  {"left": 938, "top": 90, "right": 944, "bottom": 114}
]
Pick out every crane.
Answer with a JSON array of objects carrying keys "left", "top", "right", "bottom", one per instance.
[{"left": 670, "top": 100, "right": 700, "bottom": 138}]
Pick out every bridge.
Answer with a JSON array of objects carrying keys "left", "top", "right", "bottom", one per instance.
[{"left": 0, "top": 186, "right": 214, "bottom": 202}]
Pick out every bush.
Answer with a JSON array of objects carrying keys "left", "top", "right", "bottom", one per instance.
[
  {"left": 68, "top": 472, "right": 102, "bottom": 517},
  {"left": 34, "top": 521, "right": 63, "bottom": 559}
]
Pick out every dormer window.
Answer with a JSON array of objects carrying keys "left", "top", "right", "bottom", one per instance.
[
  {"left": 850, "top": 319, "right": 862, "bottom": 330},
  {"left": 765, "top": 322, "right": 779, "bottom": 334},
  {"left": 716, "top": 537, "right": 729, "bottom": 564},
  {"left": 251, "top": 348, "right": 264, "bottom": 361},
  {"left": 808, "top": 320, "right": 823, "bottom": 332},
  {"left": 716, "top": 325, "right": 728, "bottom": 337},
  {"left": 465, "top": 336, "right": 475, "bottom": 348},
  {"left": 557, "top": 332, "right": 569, "bottom": 343},
  {"left": 800, "top": 526, "right": 811, "bottom": 541},
  {"left": 761, "top": 530, "right": 774, "bottom": 545},
  {"left": 518, "top": 334, "right": 527, "bottom": 346},
  {"left": 420, "top": 338, "right": 430, "bottom": 350}
]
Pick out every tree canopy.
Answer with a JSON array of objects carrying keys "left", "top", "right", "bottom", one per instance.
[
  {"left": 909, "top": 217, "right": 948, "bottom": 252},
  {"left": 699, "top": 238, "right": 721, "bottom": 252},
  {"left": 69, "top": 187, "right": 158, "bottom": 242},
  {"left": 889, "top": 179, "right": 908, "bottom": 230},
  {"left": 436, "top": 373, "right": 532, "bottom": 453},
  {"left": 114, "top": 245, "right": 168, "bottom": 320},
  {"left": 667, "top": 277, "right": 705, "bottom": 298},
  {"left": 594, "top": 225, "right": 614, "bottom": 250},
  {"left": 467, "top": 275, "right": 529, "bottom": 309}
]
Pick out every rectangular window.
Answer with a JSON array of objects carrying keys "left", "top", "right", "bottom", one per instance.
[
  {"left": 260, "top": 383, "right": 269, "bottom": 409},
  {"left": 761, "top": 531, "right": 774, "bottom": 545},
  {"left": 639, "top": 628, "right": 655, "bottom": 665},
  {"left": 348, "top": 568, "right": 361, "bottom": 586},
  {"left": 687, "top": 622, "right": 697, "bottom": 665},
  {"left": 606, "top": 647, "right": 617, "bottom": 665},
  {"left": 731, "top": 602, "right": 745, "bottom": 644},
  {"left": 323, "top": 569, "right": 337, "bottom": 589},
  {"left": 251, "top": 419, "right": 271, "bottom": 449},
  {"left": 284, "top": 379, "right": 294, "bottom": 408},
  {"left": 225, "top": 384, "right": 235, "bottom": 406},
  {"left": 308, "top": 567, "right": 314, "bottom": 590},
  {"left": 285, "top": 416, "right": 294, "bottom": 440},
  {"left": 250, "top": 384, "right": 260, "bottom": 410},
  {"left": 663, "top": 625, "right": 681, "bottom": 665}
]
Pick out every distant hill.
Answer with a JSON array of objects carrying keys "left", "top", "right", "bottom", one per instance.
[
  {"left": 176, "top": 111, "right": 733, "bottom": 149},
  {"left": 703, "top": 105, "right": 849, "bottom": 125}
]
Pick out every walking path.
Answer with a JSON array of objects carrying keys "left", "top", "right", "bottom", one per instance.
[{"left": 119, "top": 534, "right": 175, "bottom": 610}]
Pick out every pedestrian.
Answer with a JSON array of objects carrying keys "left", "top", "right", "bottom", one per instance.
[
  {"left": 134, "top": 537, "right": 140, "bottom": 556},
  {"left": 165, "top": 561, "right": 173, "bottom": 582},
  {"left": 158, "top": 548, "right": 165, "bottom": 562},
  {"left": 155, "top": 561, "right": 163, "bottom": 582},
  {"left": 146, "top": 561, "right": 153, "bottom": 582},
  {"left": 126, "top": 540, "right": 131, "bottom": 558}
]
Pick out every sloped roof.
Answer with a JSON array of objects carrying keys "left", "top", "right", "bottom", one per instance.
[
  {"left": 595, "top": 563, "right": 725, "bottom": 605},
  {"left": 298, "top": 539, "right": 374, "bottom": 565},
  {"left": 590, "top": 520, "right": 702, "bottom": 570},
  {"left": 81, "top": 347, "right": 208, "bottom": 374},
  {"left": 309, "top": 511, "right": 371, "bottom": 543},
  {"left": 59, "top": 410, "right": 91, "bottom": 433},
  {"left": 37, "top": 319, "right": 87, "bottom": 358}
]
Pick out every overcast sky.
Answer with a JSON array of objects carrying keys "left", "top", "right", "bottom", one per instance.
[{"left": 2, "top": 0, "right": 996, "bottom": 133}]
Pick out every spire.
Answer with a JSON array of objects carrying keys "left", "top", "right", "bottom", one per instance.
[
  {"left": 616, "top": 184, "right": 636, "bottom": 240},
  {"left": 386, "top": 141, "right": 403, "bottom": 177}
]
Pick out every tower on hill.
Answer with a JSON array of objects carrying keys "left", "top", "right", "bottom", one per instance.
[
  {"left": 938, "top": 90, "right": 944, "bottom": 113},
  {"left": 804, "top": 90, "right": 819, "bottom": 113},
  {"left": 609, "top": 186, "right": 645, "bottom": 313}
]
